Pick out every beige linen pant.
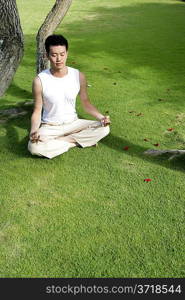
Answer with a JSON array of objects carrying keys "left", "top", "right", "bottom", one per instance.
[{"left": 28, "top": 118, "right": 110, "bottom": 159}]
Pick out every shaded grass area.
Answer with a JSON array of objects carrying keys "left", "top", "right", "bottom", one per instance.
[{"left": 0, "top": 0, "right": 185, "bottom": 277}]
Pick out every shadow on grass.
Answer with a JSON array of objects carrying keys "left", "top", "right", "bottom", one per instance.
[
  {"left": 2, "top": 115, "right": 185, "bottom": 172},
  {"left": 101, "top": 133, "right": 185, "bottom": 171},
  {"left": 1, "top": 113, "right": 31, "bottom": 159},
  {"left": 7, "top": 83, "right": 32, "bottom": 100}
]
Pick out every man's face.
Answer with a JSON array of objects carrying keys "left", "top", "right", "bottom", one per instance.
[{"left": 47, "top": 45, "right": 68, "bottom": 70}]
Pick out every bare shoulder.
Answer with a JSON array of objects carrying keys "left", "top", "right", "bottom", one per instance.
[
  {"left": 32, "top": 75, "right": 43, "bottom": 111},
  {"left": 32, "top": 76, "right": 42, "bottom": 89}
]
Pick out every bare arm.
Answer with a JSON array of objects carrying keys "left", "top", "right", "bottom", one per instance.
[
  {"left": 79, "top": 72, "right": 110, "bottom": 126},
  {"left": 29, "top": 76, "right": 43, "bottom": 142}
]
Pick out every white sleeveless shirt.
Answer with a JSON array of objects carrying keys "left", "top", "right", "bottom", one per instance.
[{"left": 38, "top": 66, "right": 80, "bottom": 124}]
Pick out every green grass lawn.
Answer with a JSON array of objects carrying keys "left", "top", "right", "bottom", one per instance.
[{"left": 0, "top": 0, "right": 185, "bottom": 277}]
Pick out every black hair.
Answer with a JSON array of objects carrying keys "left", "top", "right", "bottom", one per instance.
[{"left": 45, "top": 34, "right": 68, "bottom": 54}]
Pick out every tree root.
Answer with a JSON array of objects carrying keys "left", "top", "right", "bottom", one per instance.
[{"left": 144, "top": 149, "right": 185, "bottom": 160}]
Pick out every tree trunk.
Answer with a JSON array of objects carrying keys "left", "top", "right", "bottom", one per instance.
[
  {"left": 36, "top": 0, "right": 73, "bottom": 74},
  {"left": 0, "top": 0, "right": 24, "bottom": 97}
]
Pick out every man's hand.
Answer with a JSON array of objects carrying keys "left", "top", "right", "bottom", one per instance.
[
  {"left": 29, "top": 131, "right": 41, "bottom": 143},
  {"left": 100, "top": 115, "right": 111, "bottom": 127}
]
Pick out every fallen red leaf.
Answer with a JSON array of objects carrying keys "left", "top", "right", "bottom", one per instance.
[
  {"left": 167, "top": 128, "right": 174, "bottom": 131},
  {"left": 123, "top": 146, "right": 129, "bottom": 150},
  {"left": 153, "top": 143, "right": 160, "bottom": 147},
  {"left": 144, "top": 178, "right": 152, "bottom": 182}
]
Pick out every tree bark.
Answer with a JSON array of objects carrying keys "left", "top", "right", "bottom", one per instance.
[
  {"left": 36, "top": 0, "right": 73, "bottom": 74},
  {"left": 0, "top": 0, "right": 24, "bottom": 97}
]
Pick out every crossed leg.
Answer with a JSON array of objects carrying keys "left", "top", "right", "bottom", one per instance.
[{"left": 28, "top": 119, "right": 110, "bottom": 159}]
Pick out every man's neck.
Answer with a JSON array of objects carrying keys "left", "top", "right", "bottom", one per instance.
[{"left": 50, "top": 66, "right": 68, "bottom": 78}]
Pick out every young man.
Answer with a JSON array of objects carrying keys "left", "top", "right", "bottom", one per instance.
[{"left": 28, "top": 34, "right": 110, "bottom": 159}]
